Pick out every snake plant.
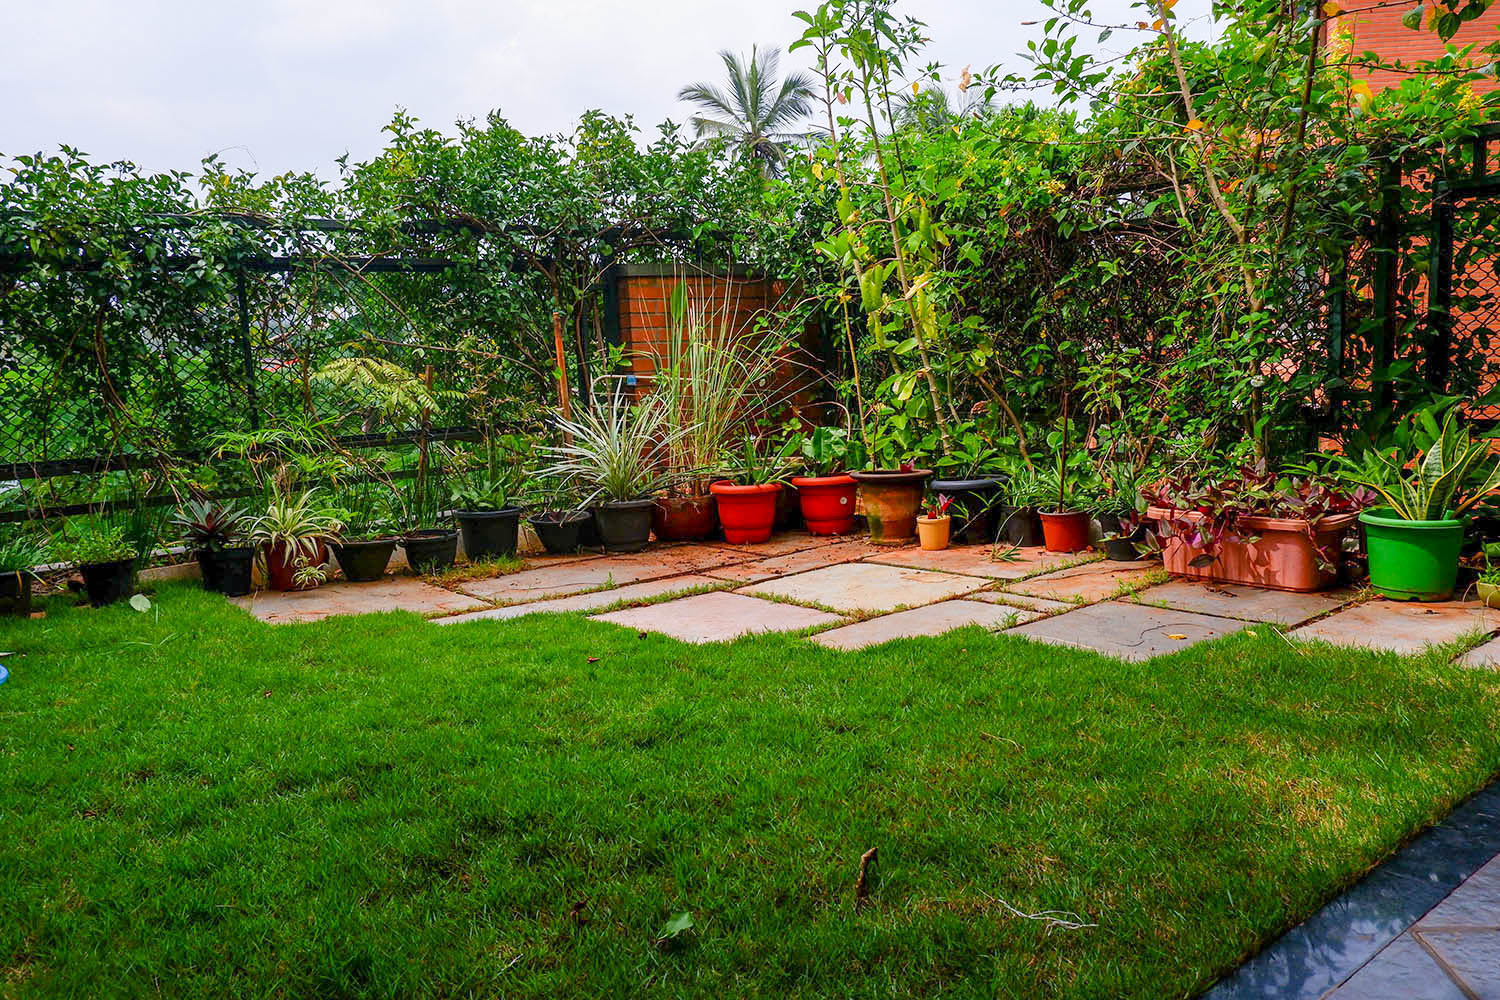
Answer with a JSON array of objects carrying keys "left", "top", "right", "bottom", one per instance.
[{"left": 1339, "top": 410, "right": 1500, "bottom": 521}]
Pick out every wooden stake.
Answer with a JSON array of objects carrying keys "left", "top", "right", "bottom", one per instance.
[{"left": 553, "top": 310, "right": 573, "bottom": 421}]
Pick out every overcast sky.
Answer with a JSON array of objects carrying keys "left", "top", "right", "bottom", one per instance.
[{"left": 2, "top": 0, "right": 1214, "bottom": 181}]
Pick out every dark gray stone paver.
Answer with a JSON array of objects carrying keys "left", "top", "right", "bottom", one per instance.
[
  {"left": 1327, "top": 934, "right": 1467, "bottom": 999},
  {"left": 1131, "top": 579, "right": 1356, "bottom": 626},
  {"left": 1459, "top": 636, "right": 1500, "bottom": 670},
  {"left": 1005, "top": 600, "right": 1245, "bottom": 661},
  {"left": 741, "top": 561, "right": 987, "bottom": 614},
  {"left": 432, "top": 575, "right": 722, "bottom": 624},
  {"left": 809, "top": 600, "right": 1039, "bottom": 651},
  {"left": 590, "top": 591, "right": 844, "bottom": 643},
  {"left": 1292, "top": 600, "right": 1496, "bottom": 655}
]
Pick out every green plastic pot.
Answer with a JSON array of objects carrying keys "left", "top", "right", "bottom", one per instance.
[{"left": 1359, "top": 507, "right": 1464, "bottom": 601}]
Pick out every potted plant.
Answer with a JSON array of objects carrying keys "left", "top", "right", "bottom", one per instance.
[
  {"left": 1478, "top": 562, "right": 1500, "bottom": 609},
  {"left": 173, "top": 500, "right": 254, "bottom": 596},
  {"left": 329, "top": 483, "right": 400, "bottom": 583},
  {"left": 788, "top": 425, "right": 863, "bottom": 536},
  {"left": 849, "top": 461, "right": 933, "bottom": 545},
  {"left": 402, "top": 470, "right": 458, "bottom": 573},
  {"left": 711, "top": 436, "right": 796, "bottom": 545},
  {"left": 542, "top": 394, "right": 686, "bottom": 553},
  {"left": 1339, "top": 411, "right": 1500, "bottom": 601},
  {"left": 448, "top": 437, "right": 525, "bottom": 561},
  {"left": 916, "top": 494, "right": 954, "bottom": 551},
  {"left": 931, "top": 435, "right": 1005, "bottom": 545},
  {"left": 526, "top": 479, "right": 592, "bottom": 555},
  {"left": 0, "top": 532, "right": 48, "bottom": 616},
  {"left": 649, "top": 286, "right": 793, "bottom": 541},
  {"left": 1143, "top": 464, "right": 1372, "bottom": 593},
  {"left": 251, "top": 489, "right": 342, "bottom": 591},
  {"left": 1039, "top": 421, "right": 1092, "bottom": 552},
  {"left": 994, "top": 463, "right": 1045, "bottom": 547},
  {"left": 59, "top": 522, "right": 138, "bottom": 607},
  {"left": 1094, "top": 466, "right": 1146, "bottom": 562}
]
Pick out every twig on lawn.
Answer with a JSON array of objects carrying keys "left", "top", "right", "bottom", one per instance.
[
  {"left": 984, "top": 891, "right": 1097, "bottom": 933},
  {"left": 854, "top": 847, "right": 878, "bottom": 908}
]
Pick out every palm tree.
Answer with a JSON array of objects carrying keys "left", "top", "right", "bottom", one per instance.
[
  {"left": 678, "top": 45, "right": 816, "bottom": 175},
  {"left": 891, "top": 84, "right": 997, "bottom": 135}
]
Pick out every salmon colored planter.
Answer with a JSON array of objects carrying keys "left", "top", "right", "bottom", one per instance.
[
  {"left": 710, "top": 481, "right": 781, "bottom": 544},
  {"left": 652, "top": 494, "right": 719, "bottom": 541},
  {"left": 790, "top": 474, "right": 857, "bottom": 535},
  {"left": 1040, "top": 510, "right": 1092, "bottom": 553},
  {"left": 850, "top": 469, "right": 932, "bottom": 545},
  {"left": 265, "top": 540, "right": 327, "bottom": 592},
  {"left": 1147, "top": 507, "right": 1356, "bottom": 593}
]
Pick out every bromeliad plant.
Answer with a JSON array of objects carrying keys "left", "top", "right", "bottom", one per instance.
[{"left": 173, "top": 501, "right": 249, "bottom": 552}]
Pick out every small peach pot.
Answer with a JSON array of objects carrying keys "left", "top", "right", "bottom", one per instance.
[
  {"left": 916, "top": 515, "right": 951, "bottom": 551},
  {"left": 1147, "top": 508, "right": 1357, "bottom": 593}
]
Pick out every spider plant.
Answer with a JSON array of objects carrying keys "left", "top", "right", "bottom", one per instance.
[
  {"left": 250, "top": 489, "right": 343, "bottom": 587},
  {"left": 541, "top": 394, "right": 690, "bottom": 505},
  {"left": 0, "top": 532, "right": 49, "bottom": 578}
]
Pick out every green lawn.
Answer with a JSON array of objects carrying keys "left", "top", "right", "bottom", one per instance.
[{"left": 3, "top": 585, "right": 1499, "bottom": 998}]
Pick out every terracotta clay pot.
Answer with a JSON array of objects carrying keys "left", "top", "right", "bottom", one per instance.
[
  {"left": 1148, "top": 507, "right": 1357, "bottom": 593},
  {"left": 1040, "top": 510, "right": 1092, "bottom": 553},
  {"left": 266, "top": 540, "right": 328, "bottom": 592},
  {"left": 789, "top": 474, "right": 858, "bottom": 535},
  {"left": 709, "top": 481, "right": 781, "bottom": 544},
  {"left": 651, "top": 494, "right": 719, "bottom": 541},
  {"left": 917, "top": 515, "right": 951, "bottom": 551},
  {"left": 850, "top": 469, "right": 933, "bottom": 545}
]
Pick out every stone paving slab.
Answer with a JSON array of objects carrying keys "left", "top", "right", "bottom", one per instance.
[
  {"left": 1291, "top": 600, "right": 1497, "bottom": 655},
  {"left": 701, "top": 539, "right": 884, "bottom": 583},
  {"left": 703, "top": 531, "right": 838, "bottom": 557},
  {"left": 433, "top": 574, "right": 722, "bottom": 625},
  {"left": 741, "top": 561, "right": 987, "bottom": 615},
  {"left": 457, "top": 546, "right": 744, "bottom": 604},
  {"left": 1006, "top": 600, "right": 1246, "bottom": 661},
  {"left": 1130, "top": 579, "right": 1357, "bottom": 626},
  {"left": 810, "top": 599, "right": 1040, "bottom": 651},
  {"left": 232, "top": 578, "right": 488, "bottom": 624},
  {"left": 971, "top": 591, "right": 1076, "bottom": 614},
  {"left": 864, "top": 543, "right": 1081, "bottom": 580},
  {"left": 1007, "top": 560, "right": 1162, "bottom": 604},
  {"left": 591, "top": 591, "right": 844, "bottom": 644},
  {"left": 1459, "top": 636, "right": 1500, "bottom": 669},
  {"left": 1327, "top": 933, "right": 1467, "bottom": 999}
]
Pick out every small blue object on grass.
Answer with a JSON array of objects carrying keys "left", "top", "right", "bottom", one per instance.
[{"left": 0, "top": 662, "right": 8, "bottom": 685}]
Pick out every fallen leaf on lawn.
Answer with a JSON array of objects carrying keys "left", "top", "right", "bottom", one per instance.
[
  {"left": 1167, "top": 633, "right": 1188, "bottom": 640},
  {"left": 1246, "top": 630, "right": 1258, "bottom": 637},
  {"left": 587, "top": 656, "right": 600, "bottom": 663}
]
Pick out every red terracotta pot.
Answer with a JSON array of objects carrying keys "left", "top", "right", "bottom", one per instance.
[
  {"left": 1040, "top": 510, "right": 1092, "bottom": 553},
  {"left": 265, "top": 539, "right": 328, "bottom": 591},
  {"left": 652, "top": 494, "right": 719, "bottom": 541},
  {"left": 789, "top": 474, "right": 857, "bottom": 535},
  {"left": 709, "top": 481, "right": 782, "bottom": 544},
  {"left": 1146, "top": 507, "right": 1356, "bottom": 593}
]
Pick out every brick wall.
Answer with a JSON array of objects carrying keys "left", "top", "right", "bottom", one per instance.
[{"left": 1336, "top": 6, "right": 1498, "bottom": 93}]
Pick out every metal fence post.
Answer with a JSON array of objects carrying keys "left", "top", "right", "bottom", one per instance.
[
  {"left": 1429, "top": 186, "right": 1455, "bottom": 395},
  {"left": 235, "top": 267, "right": 260, "bottom": 430}
]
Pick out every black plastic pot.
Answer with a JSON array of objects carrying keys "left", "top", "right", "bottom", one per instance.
[
  {"left": 197, "top": 546, "right": 256, "bottom": 596},
  {"left": 1101, "top": 525, "right": 1147, "bottom": 562},
  {"left": 402, "top": 529, "right": 458, "bottom": 573},
  {"left": 332, "top": 538, "right": 397, "bottom": 583},
  {"left": 931, "top": 477, "right": 1004, "bottom": 545},
  {"left": 995, "top": 505, "right": 1044, "bottom": 547},
  {"left": 80, "top": 558, "right": 135, "bottom": 607},
  {"left": 594, "top": 499, "right": 653, "bottom": 553},
  {"left": 529, "top": 511, "right": 590, "bottom": 554},
  {"left": 577, "top": 507, "right": 603, "bottom": 548},
  {"left": 456, "top": 507, "right": 522, "bottom": 560},
  {"left": 1, "top": 571, "right": 32, "bottom": 616}
]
